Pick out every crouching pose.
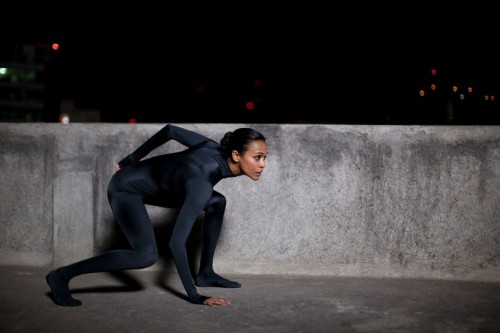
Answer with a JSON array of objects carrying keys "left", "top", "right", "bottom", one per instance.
[{"left": 46, "top": 124, "right": 268, "bottom": 307}]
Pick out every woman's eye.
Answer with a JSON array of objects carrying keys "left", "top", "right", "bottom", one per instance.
[{"left": 254, "top": 155, "right": 267, "bottom": 161}]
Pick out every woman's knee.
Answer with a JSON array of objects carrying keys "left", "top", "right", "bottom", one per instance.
[
  {"left": 135, "top": 246, "right": 158, "bottom": 268},
  {"left": 206, "top": 192, "right": 226, "bottom": 211}
]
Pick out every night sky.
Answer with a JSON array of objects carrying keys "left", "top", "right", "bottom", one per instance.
[{"left": 5, "top": 6, "right": 500, "bottom": 124}]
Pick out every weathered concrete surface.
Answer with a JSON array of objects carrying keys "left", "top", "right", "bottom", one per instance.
[
  {"left": 2, "top": 265, "right": 500, "bottom": 333},
  {"left": 1, "top": 123, "right": 499, "bottom": 282}
]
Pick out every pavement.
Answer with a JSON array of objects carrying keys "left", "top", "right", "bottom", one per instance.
[{"left": 1, "top": 265, "right": 500, "bottom": 332}]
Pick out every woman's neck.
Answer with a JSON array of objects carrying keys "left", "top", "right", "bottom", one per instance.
[{"left": 227, "top": 158, "right": 242, "bottom": 176}]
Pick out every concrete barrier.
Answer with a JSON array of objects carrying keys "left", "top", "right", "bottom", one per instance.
[{"left": 1, "top": 123, "right": 499, "bottom": 282}]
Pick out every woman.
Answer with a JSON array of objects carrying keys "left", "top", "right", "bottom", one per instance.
[{"left": 46, "top": 124, "right": 268, "bottom": 307}]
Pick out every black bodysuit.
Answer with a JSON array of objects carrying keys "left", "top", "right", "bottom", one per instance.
[{"left": 56, "top": 124, "right": 237, "bottom": 304}]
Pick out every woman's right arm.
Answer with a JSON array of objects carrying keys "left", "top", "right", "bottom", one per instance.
[{"left": 117, "top": 124, "right": 214, "bottom": 168}]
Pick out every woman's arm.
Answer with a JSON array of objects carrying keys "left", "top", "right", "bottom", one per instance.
[
  {"left": 118, "top": 124, "right": 214, "bottom": 168},
  {"left": 168, "top": 178, "right": 215, "bottom": 304}
]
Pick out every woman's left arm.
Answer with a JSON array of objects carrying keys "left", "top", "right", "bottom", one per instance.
[{"left": 169, "top": 178, "right": 214, "bottom": 303}]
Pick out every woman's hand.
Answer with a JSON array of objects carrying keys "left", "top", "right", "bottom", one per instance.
[
  {"left": 203, "top": 297, "right": 231, "bottom": 307},
  {"left": 115, "top": 164, "right": 121, "bottom": 172}
]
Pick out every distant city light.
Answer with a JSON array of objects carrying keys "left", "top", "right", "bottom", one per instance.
[{"left": 59, "top": 113, "right": 70, "bottom": 124}]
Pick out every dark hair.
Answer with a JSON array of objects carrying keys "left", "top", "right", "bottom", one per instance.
[{"left": 220, "top": 128, "right": 266, "bottom": 157}]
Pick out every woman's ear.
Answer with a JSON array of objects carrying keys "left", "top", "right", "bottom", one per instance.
[{"left": 231, "top": 150, "right": 240, "bottom": 163}]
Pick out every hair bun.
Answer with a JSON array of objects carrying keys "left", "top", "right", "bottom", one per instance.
[{"left": 220, "top": 131, "right": 233, "bottom": 149}]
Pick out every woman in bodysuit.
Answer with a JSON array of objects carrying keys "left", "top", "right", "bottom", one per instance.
[{"left": 46, "top": 124, "right": 268, "bottom": 307}]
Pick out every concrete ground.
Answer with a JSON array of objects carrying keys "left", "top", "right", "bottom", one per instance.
[{"left": 1, "top": 265, "right": 499, "bottom": 333}]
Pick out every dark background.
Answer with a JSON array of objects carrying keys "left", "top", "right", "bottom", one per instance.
[{"left": 3, "top": 6, "right": 499, "bottom": 124}]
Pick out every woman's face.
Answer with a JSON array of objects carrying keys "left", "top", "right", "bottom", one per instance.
[{"left": 238, "top": 140, "right": 268, "bottom": 181}]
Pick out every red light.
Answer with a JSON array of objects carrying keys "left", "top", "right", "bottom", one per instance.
[
  {"left": 128, "top": 118, "right": 137, "bottom": 124},
  {"left": 51, "top": 43, "right": 60, "bottom": 51},
  {"left": 431, "top": 69, "right": 437, "bottom": 76},
  {"left": 245, "top": 101, "right": 255, "bottom": 110}
]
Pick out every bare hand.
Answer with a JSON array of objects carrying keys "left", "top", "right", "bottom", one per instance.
[
  {"left": 203, "top": 297, "right": 231, "bottom": 307},
  {"left": 115, "top": 164, "right": 121, "bottom": 172}
]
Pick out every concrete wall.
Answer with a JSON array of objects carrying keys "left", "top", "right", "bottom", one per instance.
[{"left": 1, "top": 123, "right": 500, "bottom": 282}]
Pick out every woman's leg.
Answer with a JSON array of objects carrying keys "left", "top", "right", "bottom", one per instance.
[
  {"left": 46, "top": 184, "right": 158, "bottom": 306},
  {"left": 195, "top": 191, "right": 240, "bottom": 288}
]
